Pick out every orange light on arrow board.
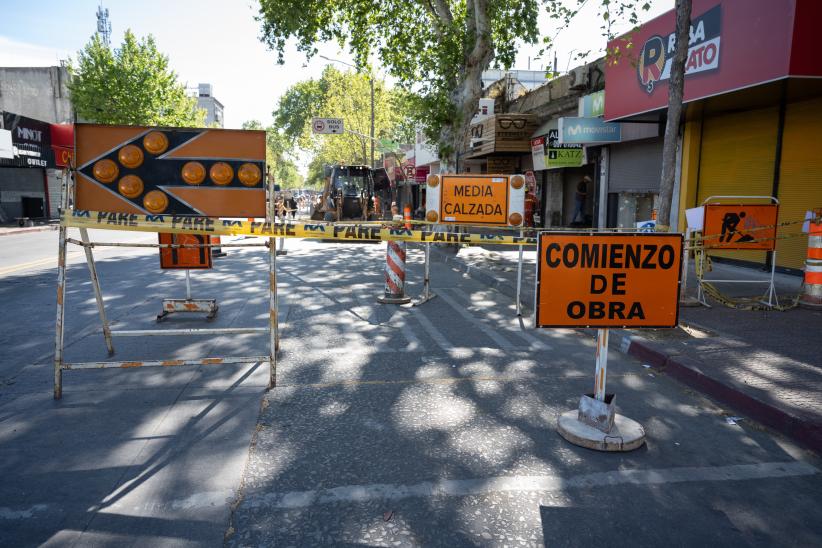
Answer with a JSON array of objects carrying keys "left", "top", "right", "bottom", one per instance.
[
  {"left": 210, "top": 162, "right": 234, "bottom": 185},
  {"left": 238, "top": 163, "right": 261, "bottom": 186},
  {"left": 143, "top": 131, "right": 169, "bottom": 155},
  {"left": 143, "top": 190, "right": 169, "bottom": 213},
  {"left": 93, "top": 159, "right": 119, "bottom": 183},
  {"left": 118, "top": 144, "right": 144, "bottom": 168},
  {"left": 182, "top": 161, "right": 206, "bottom": 185},
  {"left": 118, "top": 175, "right": 144, "bottom": 198}
]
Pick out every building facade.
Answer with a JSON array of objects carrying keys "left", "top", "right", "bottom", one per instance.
[
  {"left": 605, "top": 0, "right": 822, "bottom": 271},
  {"left": 0, "top": 66, "right": 73, "bottom": 222},
  {"left": 196, "top": 83, "right": 224, "bottom": 128}
]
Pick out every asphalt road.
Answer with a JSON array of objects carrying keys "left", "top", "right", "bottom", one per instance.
[
  {"left": 0, "top": 228, "right": 155, "bottom": 277},
  {"left": 0, "top": 235, "right": 820, "bottom": 546}
]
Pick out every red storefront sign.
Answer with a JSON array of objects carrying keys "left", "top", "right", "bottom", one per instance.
[
  {"left": 414, "top": 164, "right": 430, "bottom": 184},
  {"left": 605, "top": 0, "right": 822, "bottom": 121},
  {"left": 50, "top": 123, "right": 74, "bottom": 168}
]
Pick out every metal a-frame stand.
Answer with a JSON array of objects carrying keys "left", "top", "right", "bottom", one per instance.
[{"left": 53, "top": 170, "right": 279, "bottom": 399}]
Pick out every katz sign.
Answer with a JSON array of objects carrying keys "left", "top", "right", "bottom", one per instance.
[
  {"left": 536, "top": 233, "right": 683, "bottom": 328},
  {"left": 605, "top": 0, "right": 815, "bottom": 121}
]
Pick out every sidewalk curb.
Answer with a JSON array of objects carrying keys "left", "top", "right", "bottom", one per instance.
[
  {"left": 0, "top": 225, "right": 58, "bottom": 236},
  {"left": 621, "top": 334, "right": 822, "bottom": 454}
]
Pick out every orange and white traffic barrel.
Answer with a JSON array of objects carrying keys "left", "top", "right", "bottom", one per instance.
[
  {"left": 800, "top": 209, "right": 822, "bottom": 308},
  {"left": 377, "top": 240, "right": 411, "bottom": 304},
  {"left": 211, "top": 235, "right": 226, "bottom": 257}
]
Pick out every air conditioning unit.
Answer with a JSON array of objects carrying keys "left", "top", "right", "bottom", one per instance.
[{"left": 569, "top": 67, "right": 589, "bottom": 90}]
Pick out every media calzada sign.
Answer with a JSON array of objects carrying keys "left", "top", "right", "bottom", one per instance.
[{"left": 536, "top": 232, "right": 683, "bottom": 328}]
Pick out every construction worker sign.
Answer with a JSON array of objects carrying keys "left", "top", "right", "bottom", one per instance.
[
  {"left": 536, "top": 232, "right": 683, "bottom": 328},
  {"left": 703, "top": 204, "right": 778, "bottom": 251}
]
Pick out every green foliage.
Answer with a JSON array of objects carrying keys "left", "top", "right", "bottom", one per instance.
[
  {"left": 256, "top": 0, "right": 539, "bottom": 160},
  {"left": 273, "top": 66, "right": 412, "bottom": 186},
  {"left": 541, "top": 0, "right": 653, "bottom": 67},
  {"left": 241, "top": 120, "right": 305, "bottom": 189},
  {"left": 68, "top": 30, "right": 204, "bottom": 127}
]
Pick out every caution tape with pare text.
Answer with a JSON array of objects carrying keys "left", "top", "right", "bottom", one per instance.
[{"left": 60, "top": 210, "right": 538, "bottom": 246}]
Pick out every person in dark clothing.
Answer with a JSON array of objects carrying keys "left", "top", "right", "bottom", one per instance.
[{"left": 574, "top": 176, "right": 591, "bottom": 224}]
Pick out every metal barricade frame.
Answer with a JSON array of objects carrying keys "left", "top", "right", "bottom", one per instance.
[{"left": 53, "top": 170, "right": 279, "bottom": 399}]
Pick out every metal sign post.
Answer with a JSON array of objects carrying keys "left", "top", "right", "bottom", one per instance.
[
  {"left": 593, "top": 328, "right": 609, "bottom": 402},
  {"left": 53, "top": 170, "right": 70, "bottom": 400},
  {"left": 413, "top": 241, "right": 436, "bottom": 306},
  {"left": 268, "top": 174, "right": 280, "bottom": 386},
  {"left": 516, "top": 229, "right": 524, "bottom": 316}
]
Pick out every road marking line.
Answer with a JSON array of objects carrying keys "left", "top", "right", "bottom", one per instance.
[
  {"left": 244, "top": 461, "right": 819, "bottom": 509},
  {"left": 438, "top": 289, "right": 515, "bottom": 349},
  {"left": 451, "top": 287, "right": 550, "bottom": 350},
  {"left": 0, "top": 255, "right": 71, "bottom": 276},
  {"left": 410, "top": 306, "right": 454, "bottom": 351}
]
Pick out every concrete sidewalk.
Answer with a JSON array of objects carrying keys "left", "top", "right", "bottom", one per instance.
[
  {"left": 0, "top": 221, "right": 59, "bottom": 236},
  {"left": 430, "top": 244, "right": 822, "bottom": 453}
]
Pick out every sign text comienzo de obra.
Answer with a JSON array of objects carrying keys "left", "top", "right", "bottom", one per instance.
[{"left": 536, "top": 233, "right": 683, "bottom": 328}]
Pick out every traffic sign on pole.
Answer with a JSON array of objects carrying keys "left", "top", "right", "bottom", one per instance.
[{"left": 311, "top": 118, "right": 344, "bottom": 134}]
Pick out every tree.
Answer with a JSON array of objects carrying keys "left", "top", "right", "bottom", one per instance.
[
  {"left": 657, "top": 0, "right": 692, "bottom": 230},
  {"left": 256, "top": 0, "right": 538, "bottom": 170},
  {"left": 241, "top": 120, "right": 305, "bottom": 189},
  {"left": 273, "top": 66, "right": 413, "bottom": 185},
  {"left": 68, "top": 30, "right": 204, "bottom": 127}
]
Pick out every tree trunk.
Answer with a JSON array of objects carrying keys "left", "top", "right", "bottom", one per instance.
[
  {"left": 657, "top": 0, "right": 692, "bottom": 231},
  {"left": 437, "top": 0, "right": 493, "bottom": 174}
]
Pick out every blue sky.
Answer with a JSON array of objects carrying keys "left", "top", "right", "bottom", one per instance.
[{"left": 0, "top": 0, "right": 672, "bottom": 131}]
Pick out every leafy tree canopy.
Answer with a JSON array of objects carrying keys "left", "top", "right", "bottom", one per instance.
[
  {"left": 241, "top": 120, "right": 305, "bottom": 189},
  {"left": 257, "top": 0, "right": 538, "bottom": 163},
  {"left": 68, "top": 30, "right": 204, "bottom": 127},
  {"left": 274, "top": 66, "right": 413, "bottom": 186}
]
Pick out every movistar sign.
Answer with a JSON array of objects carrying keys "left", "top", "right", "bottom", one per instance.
[{"left": 558, "top": 117, "right": 622, "bottom": 144}]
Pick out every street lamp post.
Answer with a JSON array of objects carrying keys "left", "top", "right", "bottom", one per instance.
[{"left": 319, "top": 55, "right": 375, "bottom": 168}]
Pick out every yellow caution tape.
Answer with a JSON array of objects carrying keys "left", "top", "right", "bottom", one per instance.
[
  {"left": 60, "top": 209, "right": 538, "bottom": 247},
  {"left": 694, "top": 249, "right": 802, "bottom": 311}
]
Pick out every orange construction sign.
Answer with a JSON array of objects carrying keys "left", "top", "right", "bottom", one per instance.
[
  {"left": 536, "top": 232, "right": 683, "bottom": 328},
  {"left": 703, "top": 203, "right": 778, "bottom": 251},
  {"left": 74, "top": 124, "right": 266, "bottom": 217},
  {"left": 437, "top": 175, "right": 519, "bottom": 226},
  {"left": 159, "top": 233, "right": 212, "bottom": 269}
]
